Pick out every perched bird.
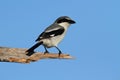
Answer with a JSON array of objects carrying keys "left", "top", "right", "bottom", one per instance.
[{"left": 26, "top": 16, "right": 76, "bottom": 56}]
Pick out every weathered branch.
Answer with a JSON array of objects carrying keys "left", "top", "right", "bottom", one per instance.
[{"left": 0, "top": 47, "right": 73, "bottom": 63}]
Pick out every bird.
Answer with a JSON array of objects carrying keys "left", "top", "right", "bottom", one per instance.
[{"left": 26, "top": 16, "right": 76, "bottom": 56}]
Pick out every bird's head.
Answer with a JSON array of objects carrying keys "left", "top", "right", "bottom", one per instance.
[{"left": 55, "top": 16, "right": 76, "bottom": 24}]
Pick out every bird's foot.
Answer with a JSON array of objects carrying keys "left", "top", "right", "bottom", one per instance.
[
  {"left": 58, "top": 52, "right": 62, "bottom": 58},
  {"left": 44, "top": 51, "right": 49, "bottom": 54}
]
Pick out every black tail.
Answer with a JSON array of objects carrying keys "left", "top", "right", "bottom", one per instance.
[{"left": 26, "top": 42, "right": 43, "bottom": 56}]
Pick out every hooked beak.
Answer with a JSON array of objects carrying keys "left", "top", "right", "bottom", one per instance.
[{"left": 69, "top": 20, "right": 76, "bottom": 24}]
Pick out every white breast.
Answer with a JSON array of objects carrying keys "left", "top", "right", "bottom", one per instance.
[
  {"left": 58, "top": 22, "right": 70, "bottom": 29},
  {"left": 42, "top": 22, "right": 70, "bottom": 48},
  {"left": 42, "top": 31, "right": 66, "bottom": 48}
]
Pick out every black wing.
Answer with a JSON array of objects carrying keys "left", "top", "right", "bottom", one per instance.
[{"left": 35, "top": 28, "right": 65, "bottom": 41}]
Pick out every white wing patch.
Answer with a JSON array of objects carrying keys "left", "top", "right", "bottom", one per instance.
[{"left": 50, "top": 34, "right": 55, "bottom": 37}]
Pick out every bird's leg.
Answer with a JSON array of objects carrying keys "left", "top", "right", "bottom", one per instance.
[
  {"left": 55, "top": 46, "right": 62, "bottom": 57},
  {"left": 44, "top": 46, "right": 49, "bottom": 54}
]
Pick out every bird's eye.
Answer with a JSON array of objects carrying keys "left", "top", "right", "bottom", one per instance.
[{"left": 57, "top": 19, "right": 68, "bottom": 23}]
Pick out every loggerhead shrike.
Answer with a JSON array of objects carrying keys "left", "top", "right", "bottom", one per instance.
[{"left": 26, "top": 16, "right": 76, "bottom": 56}]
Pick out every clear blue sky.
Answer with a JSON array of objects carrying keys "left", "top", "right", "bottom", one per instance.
[{"left": 0, "top": 0, "right": 120, "bottom": 80}]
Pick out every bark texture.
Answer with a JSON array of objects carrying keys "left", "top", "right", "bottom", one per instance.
[{"left": 0, "top": 47, "right": 73, "bottom": 63}]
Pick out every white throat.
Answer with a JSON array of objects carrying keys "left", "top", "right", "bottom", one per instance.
[{"left": 58, "top": 22, "right": 70, "bottom": 29}]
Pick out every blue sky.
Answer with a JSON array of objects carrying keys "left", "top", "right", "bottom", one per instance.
[{"left": 0, "top": 0, "right": 120, "bottom": 80}]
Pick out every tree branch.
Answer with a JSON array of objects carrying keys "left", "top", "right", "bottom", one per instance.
[{"left": 0, "top": 47, "right": 73, "bottom": 63}]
